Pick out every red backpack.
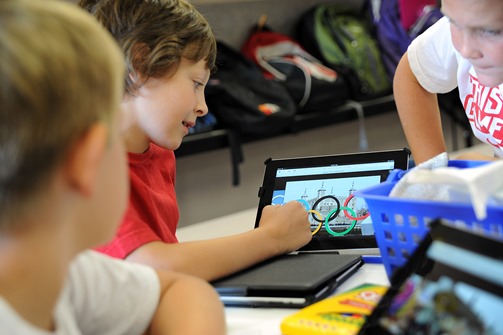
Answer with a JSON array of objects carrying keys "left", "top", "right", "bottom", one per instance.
[{"left": 241, "top": 25, "right": 350, "bottom": 115}]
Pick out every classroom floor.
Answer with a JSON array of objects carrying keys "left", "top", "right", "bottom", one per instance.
[{"left": 175, "top": 109, "right": 486, "bottom": 227}]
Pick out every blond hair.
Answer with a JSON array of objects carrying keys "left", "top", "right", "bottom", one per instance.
[
  {"left": 79, "top": 0, "right": 217, "bottom": 95},
  {"left": 0, "top": 0, "right": 125, "bottom": 228}
]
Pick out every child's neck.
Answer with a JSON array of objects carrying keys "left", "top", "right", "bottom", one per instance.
[
  {"left": 121, "top": 100, "right": 150, "bottom": 154},
  {"left": 0, "top": 229, "right": 72, "bottom": 331}
]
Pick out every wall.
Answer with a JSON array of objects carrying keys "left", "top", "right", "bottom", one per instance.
[{"left": 191, "top": 0, "right": 364, "bottom": 49}]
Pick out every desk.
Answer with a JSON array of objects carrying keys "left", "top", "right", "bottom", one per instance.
[{"left": 178, "top": 208, "right": 389, "bottom": 335}]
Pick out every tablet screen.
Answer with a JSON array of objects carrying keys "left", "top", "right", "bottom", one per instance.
[{"left": 255, "top": 148, "right": 410, "bottom": 251}]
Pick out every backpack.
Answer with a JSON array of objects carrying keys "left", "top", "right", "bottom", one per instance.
[
  {"left": 398, "top": 0, "right": 438, "bottom": 31},
  {"left": 408, "top": 4, "right": 443, "bottom": 39},
  {"left": 296, "top": 4, "right": 391, "bottom": 101},
  {"left": 367, "top": 0, "right": 411, "bottom": 82},
  {"left": 241, "top": 25, "right": 350, "bottom": 114},
  {"left": 368, "top": 0, "right": 443, "bottom": 81},
  {"left": 204, "top": 41, "right": 297, "bottom": 137}
]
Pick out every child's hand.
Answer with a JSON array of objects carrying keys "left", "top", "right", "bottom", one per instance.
[{"left": 257, "top": 201, "right": 312, "bottom": 255}]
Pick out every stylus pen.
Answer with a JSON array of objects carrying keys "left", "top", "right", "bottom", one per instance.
[{"left": 362, "top": 255, "right": 383, "bottom": 264}]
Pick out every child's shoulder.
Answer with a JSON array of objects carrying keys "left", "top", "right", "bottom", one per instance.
[
  {"left": 64, "top": 251, "right": 160, "bottom": 332},
  {"left": 69, "top": 250, "right": 157, "bottom": 280}
]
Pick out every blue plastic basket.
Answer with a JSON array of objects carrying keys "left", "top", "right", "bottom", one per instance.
[{"left": 358, "top": 160, "right": 503, "bottom": 279}]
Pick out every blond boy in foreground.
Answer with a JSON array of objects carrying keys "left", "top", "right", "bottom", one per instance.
[{"left": 0, "top": 0, "right": 225, "bottom": 334}]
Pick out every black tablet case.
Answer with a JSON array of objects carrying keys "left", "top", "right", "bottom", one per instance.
[{"left": 212, "top": 253, "right": 363, "bottom": 308}]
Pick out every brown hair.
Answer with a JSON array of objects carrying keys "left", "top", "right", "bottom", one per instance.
[{"left": 79, "top": 0, "right": 217, "bottom": 95}]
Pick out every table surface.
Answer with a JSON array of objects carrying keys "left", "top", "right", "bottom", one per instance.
[
  {"left": 176, "top": 145, "right": 497, "bottom": 334},
  {"left": 177, "top": 208, "right": 390, "bottom": 335}
]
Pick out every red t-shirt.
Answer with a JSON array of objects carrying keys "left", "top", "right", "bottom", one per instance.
[{"left": 95, "top": 143, "right": 179, "bottom": 258}]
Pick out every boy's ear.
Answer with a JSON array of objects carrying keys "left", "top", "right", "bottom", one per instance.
[{"left": 64, "top": 123, "right": 107, "bottom": 197}]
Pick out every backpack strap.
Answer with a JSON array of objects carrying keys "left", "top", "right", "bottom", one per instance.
[{"left": 345, "top": 100, "right": 369, "bottom": 151}]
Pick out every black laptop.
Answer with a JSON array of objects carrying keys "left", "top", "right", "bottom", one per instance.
[{"left": 211, "top": 148, "right": 410, "bottom": 308}]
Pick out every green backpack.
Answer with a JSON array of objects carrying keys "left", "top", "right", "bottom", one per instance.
[{"left": 297, "top": 4, "right": 391, "bottom": 101}]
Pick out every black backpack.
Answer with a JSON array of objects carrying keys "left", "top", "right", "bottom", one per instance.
[{"left": 205, "top": 41, "right": 297, "bottom": 137}]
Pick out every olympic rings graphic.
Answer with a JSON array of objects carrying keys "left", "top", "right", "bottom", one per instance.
[
  {"left": 289, "top": 194, "right": 369, "bottom": 236},
  {"left": 294, "top": 199, "right": 323, "bottom": 235},
  {"left": 324, "top": 206, "right": 357, "bottom": 236},
  {"left": 307, "top": 210, "right": 323, "bottom": 235},
  {"left": 311, "top": 195, "right": 340, "bottom": 223},
  {"left": 343, "top": 193, "right": 370, "bottom": 220}
]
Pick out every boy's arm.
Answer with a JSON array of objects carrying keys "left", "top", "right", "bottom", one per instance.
[
  {"left": 127, "top": 201, "right": 311, "bottom": 281},
  {"left": 146, "top": 270, "right": 225, "bottom": 335},
  {"left": 394, "top": 52, "right": 447, "bottom": 164}
]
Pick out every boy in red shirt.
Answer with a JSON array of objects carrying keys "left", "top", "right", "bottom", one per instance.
[{"left": 81, "top": 0, "right": 312, "bottom": 281}]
